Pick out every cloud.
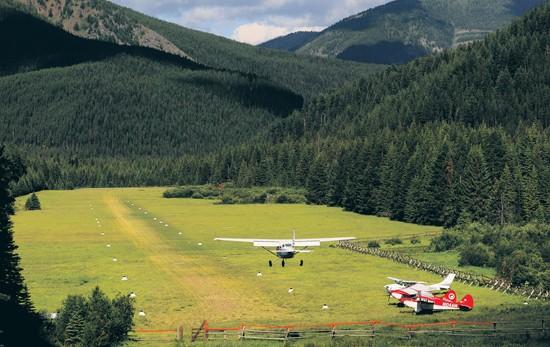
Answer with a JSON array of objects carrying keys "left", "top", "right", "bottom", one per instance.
[
  {"left": 112, "top": 0, "right": 392, "bottom": 43},
  {"left": 232, "top": 22, "right": 324, "bottom": 45}
]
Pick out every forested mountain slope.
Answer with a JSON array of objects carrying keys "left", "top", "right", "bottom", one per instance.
[
  {"left": 5, "top": 0, "right": 383, "bottom": 99},
  {"left": 260, "top": 31, "right": 320, "bottom": 52},
  {"left": 4, "top": 1, "right": 550, "bottom": 234},
  {"left": 11, "top": 0, "right": 190, "bottom": 58},
  {"left": 0, "top": 7, "right": 202, "bottom": 76},
  {"left": 0, "top": 7, "right": 303, "bottom": 157},
  {"left": 264, "top": 0, "right": 546, "bottom": 65},
  {"left": 110, "top": 2, "right": 549, "bottom": 228}
]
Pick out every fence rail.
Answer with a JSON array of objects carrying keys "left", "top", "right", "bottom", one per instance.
[
  {"left": 191, "top": 319, "right": 547, "bottom": 342},
  {"left": 336, "top": 241, "right": 550, "bottom": 301}
]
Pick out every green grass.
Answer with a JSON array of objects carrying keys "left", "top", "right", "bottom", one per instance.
[
  {"left": 12, "top": 188, "right": 526, "bottom": 343},
  {"left": 372, "top": 236, "right": 498, "bottom": 278}
]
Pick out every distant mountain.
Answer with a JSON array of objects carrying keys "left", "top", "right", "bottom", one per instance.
[
  {"left": 7, "top": 0, "right": 382, "bottom": 99},
  {"left": 264, "top": 0, "right": 546, "bottom": 65},
  {"left": 260, "top": 31, "right": 319, "bottom": 52},
  {"left": 12, "top": 0, "right": 191, "bottom": 59}
]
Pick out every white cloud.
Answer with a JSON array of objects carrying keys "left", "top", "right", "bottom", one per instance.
[
  {"left": 232, "top": 22, "right": 323, "bottom": 45},
  {"left": 112, "top": 0, "right": 393, "bottom": 41}
]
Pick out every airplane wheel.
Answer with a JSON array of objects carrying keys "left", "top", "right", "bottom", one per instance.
[
  {"left": 282, "top": 260, "right": 285, "bottom": 267},
  {"left": 268, "top": 260, "right": 272, "bottom": 267},
  {"left": 299, "top": 260, "right": 304, "bottom": 267}
]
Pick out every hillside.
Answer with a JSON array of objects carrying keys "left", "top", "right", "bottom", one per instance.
[
  {"left": 260, "top": 31, "right": 320, "bottom": 52},
  {"left": 11, "top": 0, "right": 190, "bottom": 58},
  {"left": 145, "top": 2, "right": 550, "bottom": 228},
  {"left": 264, "top": 0, "right": 546, "bottom": 65},
  {"left": 6, "top": 0, "right": 383, "bottom": 99},
  {"left": 3, "top": 0, "right": 550, "bottom": 233},
  {"left": 0, "top": 7, "right": 304, "bottom": 159}
]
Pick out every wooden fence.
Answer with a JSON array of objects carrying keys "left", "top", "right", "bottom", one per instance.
[
  {"left": 191, "top": 319, "right": 548, "bottom": 342},
  {"left": 336, "top": 241, "right": 550, "bottom": 301}
]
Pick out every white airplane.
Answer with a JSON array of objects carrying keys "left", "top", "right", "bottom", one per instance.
[
  {"left": 385, "top": 273, "right": 456, "bottom": 300},
  {"left": 214, "top": 231, "right": 355, "bottom": 267}
]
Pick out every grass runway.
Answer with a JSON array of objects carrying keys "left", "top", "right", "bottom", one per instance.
[{"left": 13, "top": 188, "right": 524, "bottom": 335}]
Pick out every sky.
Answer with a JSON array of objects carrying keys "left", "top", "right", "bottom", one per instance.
[{"left": 111, "top": 0, "right": 392, "bottom": 45}]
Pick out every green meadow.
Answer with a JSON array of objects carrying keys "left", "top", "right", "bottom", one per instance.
[{"left": 12, "top": 188, "right": 525, "bottom": 337}]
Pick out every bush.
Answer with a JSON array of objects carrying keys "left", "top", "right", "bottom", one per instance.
[
  {"left": 385, "top": 237, "right": 402, "bottom": 245},
  {"left": 253, "top": 192, "right": 267, "bottom": 204},
  {"left": 25, "top": 193, "right": 41, "bottom": 210},
  {"left": 430, "top": 231, "right": 464, "bottom": 252},
  {"left": 367, "top": 241, "right": 380, "bottom": 248},
  {"left": 275, "top": 194, "right": 291, "bottom": 203},
  {"left": 410, "top": 237, "right": 421, "bottom": 244},
  {"left": 220, "top": 196, "right": 235, "bottom": 204},
  {"left": 459, "top": 243, "right": 493, "bottom": 267},
  {"left": 163, "top": 187, "right": 194, "bottom": 198},
  {"left": 191, "top": 192, "right": 203, "bottom": 199},
  {"left": 54, "top": 287, "right": 134, "bottom": 347}
]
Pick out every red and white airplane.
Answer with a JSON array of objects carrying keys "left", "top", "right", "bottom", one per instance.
[
  {"left": 400, "top": 289, "right": 474, "bottom": 314},
  {"left": 385, "top": 273, "right": 456, "bottom": 300}
]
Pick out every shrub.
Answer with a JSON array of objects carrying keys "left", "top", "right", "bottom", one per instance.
[
  {"left": 220, "top": 196, "right": 235, "bottom": 204},
  {"left": 385, "top": 237, "right": 402, "bottom": 246},
  {"left": 163, "top": 187, "right": 194, "bottom": 198},
  {"left": 275, "top": 194, "right": 291, "bottom": 203},
  {"left": 253, "top": 192, "right": 267, "bottom": 204},
  {"left": 430, "top": 231, "right": 464, "bottom": 252},
  {"left": 198, "top": 186, "right": 219, "bottom": 198},
  {"left": 410, "top": 237, "right": 421, "bottom": 244},
  {"left": 191, "top": 192, "right": 203, "bottom": 199},
  {"left": 367, "top": 241, "right": 380, "bottom": 248},
  {"left": 458, "top": 243, "right": 493, "bottom": 267},
  {"left": 25, "top": 193, "right": 41, "bottom": 210}
]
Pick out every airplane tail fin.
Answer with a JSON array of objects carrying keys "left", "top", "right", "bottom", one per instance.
[
  {"left": 292, "top": 230, "right": 296, "bottom": 246},
  {"left": 459, "top": 294, "right": 474, "bottom": 311},
  {"left": 443, "top": 290, "right": 458, "bottom": 302},
  {"left": 438, "top": 273, "right": 456, "bottom": 289}
]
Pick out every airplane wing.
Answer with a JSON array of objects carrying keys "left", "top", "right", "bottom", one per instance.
[
  {"left": 387, "top": 277, "right": 426, "bottom": 285},
  {"left": 215, "top": 236, "right": 355, "bottom": 248},
  {"left": 214, "top": 238, "right": 284, "bottom": 247},
  {"left": 307, "top": 237, "right": 356, "bottom": 242}
]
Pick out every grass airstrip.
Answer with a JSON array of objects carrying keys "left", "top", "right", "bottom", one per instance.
[{"left": 13, "top": 188, "right": 524, "bottom": 335}]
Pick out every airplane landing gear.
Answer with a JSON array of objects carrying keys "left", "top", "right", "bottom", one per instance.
[
  {"left": 282, "top": 260, "right": 285, "bottom": 267},
  {"left": 299, "top": 260, "right": 304, "bottom": 267},
  {"left": 268, "top": 260, "right": 272, "bottom": 267}
]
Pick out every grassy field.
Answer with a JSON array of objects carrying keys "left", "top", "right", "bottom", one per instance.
[{"left": 12, "top": 188, "right": 526, "bottom": 342}]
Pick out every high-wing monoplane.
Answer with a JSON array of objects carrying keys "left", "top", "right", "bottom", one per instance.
[
  {"left": 214, "top": 231, "right": 355, "bottom": 267},
  {"left": 385, "top": 273, "right": 456, "bottom": 300},
  {"left": 400, "top": 289, "right": 474, "bottom": 314}
]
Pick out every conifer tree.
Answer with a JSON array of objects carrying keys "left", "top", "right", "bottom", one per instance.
[
  {"left": 521, "top": 165, "right": 540, "bottom": 221},
  {"left": 305, "top": 157, "right": 329, "bottom": 204},
  {"left": 461, "top": 146, "right": 492, "bottom": 222},
  {"left": 0, "top": 147, "right": 49, "bottom": 346},
  {"left": 64, "top": 312, "right": 85, "bottom": 346},
  {"left": 25, "top": 192, "right": 41, "bottom": 210},
  {"left": 489, "top": 165, "right": 517, "bottom": 225}
]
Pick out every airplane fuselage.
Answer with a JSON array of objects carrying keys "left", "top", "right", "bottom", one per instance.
[{"left": 276, "top": 245, "right": 296, "bottom": 258}]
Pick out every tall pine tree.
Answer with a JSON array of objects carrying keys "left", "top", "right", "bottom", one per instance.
[{"left": 0, "top": 147, "right": 49, "bottom": 346}]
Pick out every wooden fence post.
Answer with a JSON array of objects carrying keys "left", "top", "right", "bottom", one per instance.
[
  {"left": 492, "top": 322, "right": 497, "bottom": 337},
  {"left": 176, "top": 325, "right": 183, "bottom": 341}
]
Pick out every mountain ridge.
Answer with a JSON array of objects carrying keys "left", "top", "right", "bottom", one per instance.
[{"left": 262, "top": 0, "right": 547, "bottom": 64}]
